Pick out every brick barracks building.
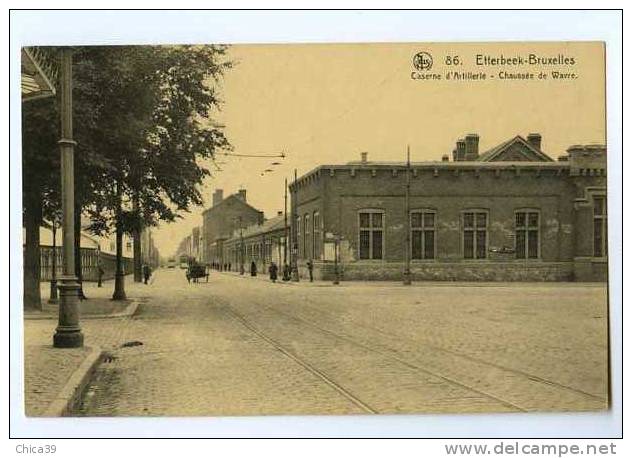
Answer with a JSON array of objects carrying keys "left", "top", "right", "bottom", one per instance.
[{"left": 288, "top": 133, "right": 607, "bottom": 282}]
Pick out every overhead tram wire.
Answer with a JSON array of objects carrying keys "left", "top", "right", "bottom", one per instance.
[
  {"left": 217, "top": 61, "right": 405, "bottom": 179},
  {"left": 218, "top": 150, "right": 287, "bottom": 177},
  {"left": 220, "top": 151, "right": 286, "bottom": 159}
]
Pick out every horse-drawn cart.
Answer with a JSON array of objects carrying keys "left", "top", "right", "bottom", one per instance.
[{"left": 186, "top": 263, "right": 209, "bottom": 283}]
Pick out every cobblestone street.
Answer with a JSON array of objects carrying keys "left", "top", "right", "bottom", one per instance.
[{"left": 72, "top": 269, "right": 608, "bottom": 416}]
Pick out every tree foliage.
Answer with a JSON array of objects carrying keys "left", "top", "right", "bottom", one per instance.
[{"left": 23, "top": 45, "right": 233, "bottom": 237}]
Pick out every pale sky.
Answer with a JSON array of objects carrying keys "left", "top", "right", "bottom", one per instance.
[{"left": 153, "top": 42, "right": 606, "bottom": 258}]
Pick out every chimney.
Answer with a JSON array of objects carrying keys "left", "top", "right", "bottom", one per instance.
[
  {"left": 527, "top": 133, "right": 542, "bottom": 150},
  {"left": 212, "top": 189, "right": 224, "bottom": 206},
  {"left": 455, "top": 139, "right": 466, "bottom": 161},
  {"left": 465, "top": 134, "right": 479, "bottom": 160},
  {"left": 442, "top": 154, "right": 450, "bottom": 162},
  {"left": 360, "top": 152, "right": 368, "bottom": 163},
  {"left": 237, "top": 189, "right": 247, "bottom": 202}
]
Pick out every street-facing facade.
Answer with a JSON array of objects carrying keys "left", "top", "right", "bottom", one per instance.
[{"left": 289, "top": 134, "right": 607, "bottom": 281}]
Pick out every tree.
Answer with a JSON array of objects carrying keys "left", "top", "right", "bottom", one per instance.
[
  {"left": 22, "top": 47, "right": 112, "bottom": 309},
  {"left": 22, "top": 45, "right": 233, "bottom": 305},
  {"left": 82, "top": 45, "right": 232, "bottom": 300},
  {"left": 22, "top": 75, "right": 62, "bottom": 310}
]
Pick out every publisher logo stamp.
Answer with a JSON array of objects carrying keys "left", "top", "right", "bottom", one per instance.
[{"left": 413, "top": 52, "right": 433, "bottom": 71}]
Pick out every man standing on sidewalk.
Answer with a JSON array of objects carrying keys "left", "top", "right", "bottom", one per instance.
[
  {"left": 269, "top": 262, "right": 278, "bottom": 283},
  {"left": 142, "top": 263, "right": 151, "bottom": 285},
  {"left": 307, "top": 259, "right": 314, "bottom": 282},
  {"left": 97, "top": 265, "right": 104, "bottom": 288}
]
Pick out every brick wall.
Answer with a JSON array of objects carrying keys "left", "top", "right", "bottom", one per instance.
[
  {"left": 297, "top": 260, "right": 573, "bottom": 282},
  {"left": 292, "top": 162, "right": 607, "bottom": 282}
]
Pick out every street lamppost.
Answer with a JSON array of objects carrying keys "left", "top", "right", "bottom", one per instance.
[
  {"left": 112, "top": 180, "right": 127, "bottom": 301},
  {"left": 53, "top": 48, "right": 83, "bottom": 348},
  {"left": 284, "top": 178, "right": 288, "bottom": 267},
  {"left": 403, "top": 145, "right": 412, "bottom": 286},
  {"left": 291, "top": 169, "right": 300, "bottom": 282}
]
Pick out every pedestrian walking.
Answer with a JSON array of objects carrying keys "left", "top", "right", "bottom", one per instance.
[
  {"left": 307, "top": 259, "right": 314, "bottom": 282},
  {"left": 250, "top": 260, "right": 257, "bottom": 277},
  {"left": 269, "top": 262, "right": 278, "bottom": 283},
  {"left": 142, "top": 263, "right": 151, "bottom": 284},
  {"left": 282, "top": 263, "right": 290, "bottom": 281}
]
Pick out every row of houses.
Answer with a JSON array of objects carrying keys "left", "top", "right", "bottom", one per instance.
[{"left": 176, "top": 133, "right": 608, "bottom": 282}]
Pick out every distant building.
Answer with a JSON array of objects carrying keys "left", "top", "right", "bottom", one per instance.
[
  {"left": 191, "top": 226, "right": 201, "bottom": 262},
  {"left": 202, "top": 189, "right": 264, "bottom": 267},
  {"left": 288, "top": 134, "right": 607, "bottom": 282},
  {"left": 223, "top": 212, "right": 288, "bottom": 272},
  {"left": 176, "top": 235, "right": 192, "bottom": 259},
  {"left": 140, "top": 228, "right": 160, "bottom": 268}
]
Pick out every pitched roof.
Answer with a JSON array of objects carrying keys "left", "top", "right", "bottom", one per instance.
[
  {"left": 202, "top": 193, "right": 262, "bottom": 216},
  {"left": 477, "top": 135, "right": 554, "bottom": 162},
  {"left": 229, "top": 214, "right": 286, "bottom": 240}
]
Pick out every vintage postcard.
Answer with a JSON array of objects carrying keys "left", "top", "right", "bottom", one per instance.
[{"left": 21, "top": 41, "right": 608, "bottom": 418}]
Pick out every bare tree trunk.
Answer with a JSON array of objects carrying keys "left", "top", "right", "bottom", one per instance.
[
  {"left": 132, "top": 194, "right": 142, "bottom": 282},
  {"left": 23, "top": 195, "right": 42, "bottom": 311},
  {"left": 48, "top": 221, "right": 58, "bottom": 303}
]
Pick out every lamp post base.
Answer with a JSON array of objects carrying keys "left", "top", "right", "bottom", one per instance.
[
  {"left": 53, "top": 327, "right": 84, "bottom": 348},
  {"left": 53, "top": 277, "right": 83, "bottom": 348}
]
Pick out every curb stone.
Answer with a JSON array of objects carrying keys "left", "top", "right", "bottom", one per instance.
[
  {"left": 105, "top": 300, "right": 140, "bottom": 319},
  {"left": 42, "top": 346, "right": 103, "bottom": 417},
  {"left": 24, "top": 300, "right": 141, "bottom": 321}
]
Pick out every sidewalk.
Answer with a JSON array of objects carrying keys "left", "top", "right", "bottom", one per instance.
[
  {"left": 214, "top": 269, "right": 605, "bottom": 289},
  {"left": 215, "top": 269, "right": 321, "bottom": 287},
  {"left": 23, "top": 277, "right": 145, "bottom": 416}
]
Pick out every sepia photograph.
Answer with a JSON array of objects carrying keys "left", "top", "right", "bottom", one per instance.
[
  {"left": 9, "top": 9, "right": 623, "bottom": 443},
  {"left": 19, "top": 40, "right": 611, "bottom": 418}
]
